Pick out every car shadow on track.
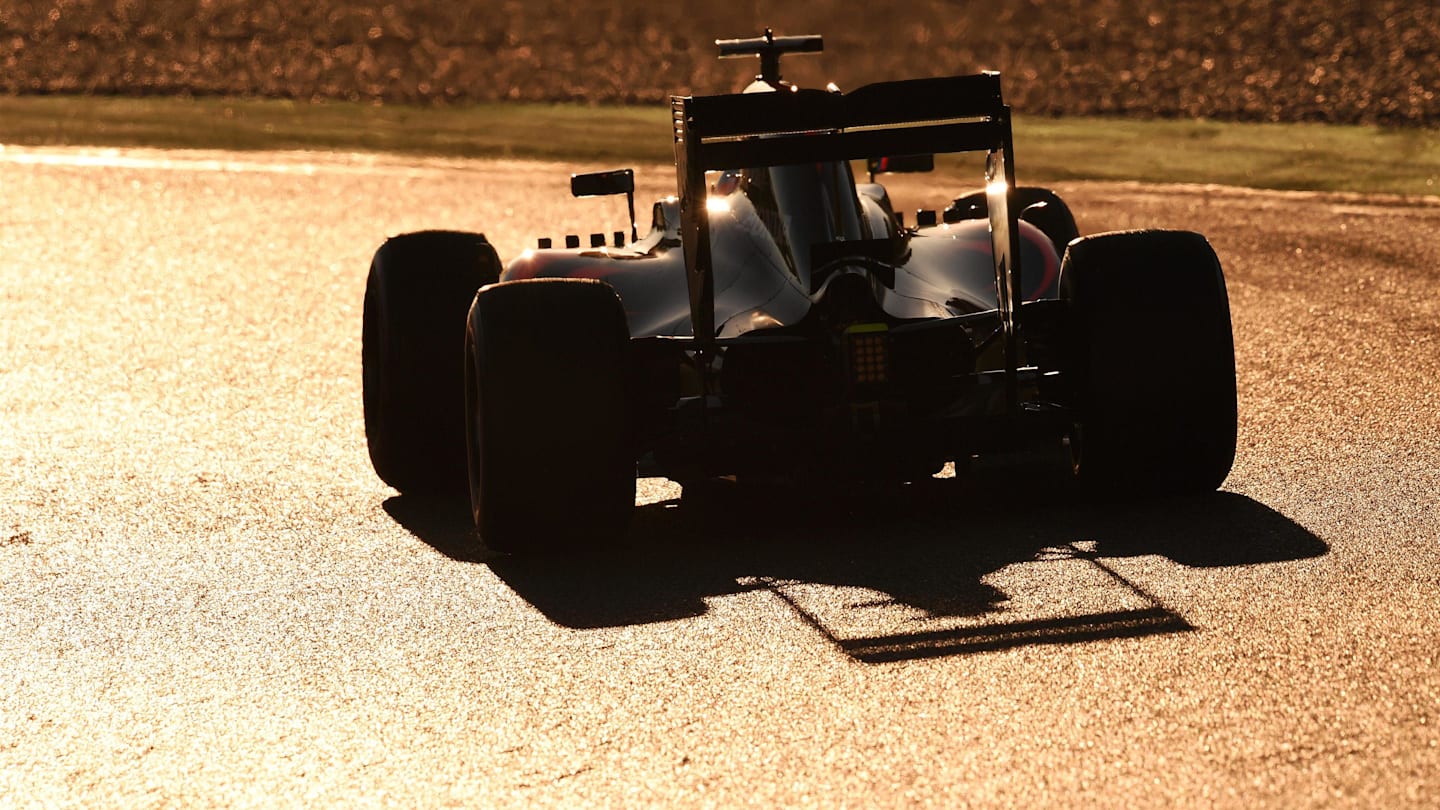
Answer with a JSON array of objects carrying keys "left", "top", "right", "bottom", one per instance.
[{"left": 384, "top": 468, "right": 1328, "bottom": 663}]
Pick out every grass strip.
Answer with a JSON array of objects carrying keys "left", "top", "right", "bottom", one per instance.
[{"left": 1, "top": 95, "right": 1436, "bottom": 197}]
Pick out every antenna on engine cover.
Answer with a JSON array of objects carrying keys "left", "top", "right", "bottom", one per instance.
[{"left": 716, "top": 28, "right": 823, "bottom": 87}]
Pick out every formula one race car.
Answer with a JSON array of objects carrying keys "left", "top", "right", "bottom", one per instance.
[{"left": 362, "top": 31, "right": 1237, "bottom": 552}]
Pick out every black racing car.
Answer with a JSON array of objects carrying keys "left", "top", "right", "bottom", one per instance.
[{"left": 362, "top": 31, "right": 1237, "bottom": 552}]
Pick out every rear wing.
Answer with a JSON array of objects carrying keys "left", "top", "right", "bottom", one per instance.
[
  {"left": 674, "top": 73, "right": 1008, "bottom": 169},
  {"left": 671, "top": 73, "right": 1024, "bottom": 395}
]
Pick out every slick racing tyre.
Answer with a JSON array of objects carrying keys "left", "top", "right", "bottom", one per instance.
[
  {"left": 363, "top": 230, "right": 501, "bottom": 494},
  {"left": 1059, "top": 229, "right": 1237, "bottom": 495},
  {"left": 464, "top": 278, "right": 635, "bottom": 553}
]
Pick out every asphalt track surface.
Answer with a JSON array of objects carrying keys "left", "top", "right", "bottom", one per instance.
[{"left": 2, "top": 148, "right": 1438, "bottom": 808}]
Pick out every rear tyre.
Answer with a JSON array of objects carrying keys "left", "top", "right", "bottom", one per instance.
[
  {"left": 1059, "top": 229, "right": 1237, "bottom": 495},
  {"left": 363, "top": 230, "right": 501, "bottom": 494},
  {"left": 465, "top": 279, "right": 635, "bottom": 553}
]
